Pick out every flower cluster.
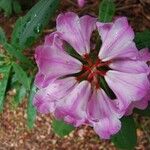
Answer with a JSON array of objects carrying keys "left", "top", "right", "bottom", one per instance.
[{"left": 33, "top": 12, "right": 150, "bottom": 139}]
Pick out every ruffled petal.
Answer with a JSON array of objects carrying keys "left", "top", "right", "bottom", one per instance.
[
  {"left": 109, "top": 59, "right": 149, "bottom": 74},
  {"left": 93, "top": 116, "right": 121, "bottom": 139},
  {"left": 55, "top": 81, "right": 91, "bottom": 127},
  {"left": 98, "top": 17, "right": 138, "bottom": 61},
  {"left": 56, "top": 12, "right": 96, "bottom": 55},
  {"left": 33, "top": 77, "right": 77, "bottom": 114},
  {"left": 105, "top": 70, "right": 150, "bottom": 110},
  {"left": 125, "top": 84, "right": 150, "bottom": 115},
  {"left": 35, "top": 32, "right": 82, "bottom": 88},
  {"left": 87, "top": 89, "right": 122, "bottom": 139},
  {"left": 125, "top": 97, "right": 150, "bottom": 115}
]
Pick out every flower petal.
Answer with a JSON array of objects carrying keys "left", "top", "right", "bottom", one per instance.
[
  {"left": 125, "top": 85, "right": 150, "bottom": 115},
  {"left": 93, "top": 116, "right": 121, "bottom": 139},
  {"left": 98, "top": 17, "right": 138, "bottom": 61},
  {"left": 56, "top": 12, "right": 96, "bottom": 55},
  {"left": 96, "top": 22, "right": 113, "bottom": 42},
  {"left": 55, "top": 81, "right": 91, "bottom": 127},
  {"left": 105, "top": 70, "right": 150, "bottom": 110},
  {"left": 87, "top": 89, "right": 122, "bottom": 139},
  {"left": 109, "top": 59, "right": 149, "bottom": 74},
  {"left": 35, "top": 32, "right": 82, "bottom": 88},
  {"left": 33, "top": 77, "right": 77, "bottom": 114}
]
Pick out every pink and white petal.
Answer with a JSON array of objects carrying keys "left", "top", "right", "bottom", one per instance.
[
  {"left": 33, "top": 77, "right": 77, "bottom": 114},
  {"left": 98, "top": 17, "right": 138, "bottom": 61},
  {"left": 87, "top": 89, "right": 123, "bottom": 121},
  {"left": 56, "top": 12, "right": 96, "bottom": 55},
  {"left": 80, "top": 15, "right": 97, "bottom": 52},
  {"left": 109, "top": 59, "right": 149, "bottom": 74},
  {"left": 126, "top": 91, "right": 150, "bottom": 115},
  {"left": 87, "top": 89, "right": 122, "bottom": 139},
  {"left": 44, "top": 32, "right": 62, "bottom": 46},
  {"left": 77, "top": 0, "right": 85, "bottom": 7},
  {"left": 35, "top": 33, "right": 82, "bottom": 88},
  {"left": 55, "top": 81, "right": 91, "bottom": 127},
  {"left": 93, "top": 116, "right": 121, "bottom": 139},
  {"left": 137, "top": 48, "right": 150, "bottom": 62},
  {"left": 105, "top": 70, "right": 150, "bottom": 111},
  {"left": 96, "top": 22, "right": 113, "bottom": 42}
]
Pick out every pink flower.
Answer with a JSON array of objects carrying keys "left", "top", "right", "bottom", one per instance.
[
  {"left": 77, "top": 0, "right": 85, "bottom": 8},
  {"left": 33, "top": 12, "right": 150, "bottom": 139}
]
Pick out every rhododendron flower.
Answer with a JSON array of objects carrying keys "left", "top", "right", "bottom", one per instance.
[
  {"left": 33, "top": 12, "right": 150, "bottom": 139},
  {"left": 77, "top": 0, "right": 85, "bottom": 8}
]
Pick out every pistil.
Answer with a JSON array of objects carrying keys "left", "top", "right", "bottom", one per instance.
[{"left": 76, "top": 54, "right": 111, "bottom": 88}]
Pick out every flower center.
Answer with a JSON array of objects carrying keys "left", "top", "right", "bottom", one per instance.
[{"left": 76, "top": 54, "right": 111, "bottom": 88}]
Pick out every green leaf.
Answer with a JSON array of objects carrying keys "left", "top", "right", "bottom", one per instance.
[
  {"left": 12, "top": 63, "right": 30, "bottom": 90},
  {"left": 0, "top": 0, "right": 12, "bottom": 16},
  {"left": 111, "top": 116, "right": 137, "bottom": 150},
  {"left": 0, "top": 65, "right": 11, "bottom": 112},
  {"left": 27, "top": 83, "right": 37, "bottom": 129},
  {"left": 52, "top": 119, "right": 75, "bottom": 137},
  {"left": 99, "top": 0, "right": 116, "bottom": 22},
  {"left": 4, "top": 43, "right": 33, "bottom": 66},
  {"left": 134, "top": 30, "right": 150, "bottom": 49},
  {"left": 0, "top": 26, "right": 7, "bottom": 44},
  {"left": 13, "top": 85, "right": 26, "bottom": 106},
  {"left": 11, "top": 0, "right": 60, "bottom": 50},
  {"left": 134, "top": 104, "right": 150, "bottom": 117},
  {"left": 13, "top": 0, "right": 22, "bottom": 14}
]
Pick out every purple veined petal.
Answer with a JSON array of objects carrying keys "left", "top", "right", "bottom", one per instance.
[
  {"left": 109, "top": 59, "right": 149, "bottom": 74},
  {"left": 34, "top": 32, "right": 82, "bottom": 88},
  {"left": 77, "top": 0, "right": 85, "bottom": 8},
  {"left": 87, "top": 89, "right": 122, "bottom": 139},
  {"left": 33, "top": 77, "right": 77, "bottom": 114},
  {"left": 97, "top": 17, "right": 138, "bottom": 61},
  {"left": 55, "top": 81, "right": 91, "bottom": 127},
  {"left": 56, "top": 12, "right": 96, "bottom": 56},
  {"left": 105, "top": 70, "right": 150, "bottom": 111},
  {"left": 137, "top": 48, "right": 150, "bottom": 62}
]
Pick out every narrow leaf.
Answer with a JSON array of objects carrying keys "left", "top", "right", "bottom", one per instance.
[
  {"left": 52, "top": 119, "right": 75, "bottom": 137},
  {"left": 4, "top": 43, "right": 33, "bottom": 66},
  {"left": 99, "top": 0, "right": 116, "bottom": 22},
  {"left": 0, "top": 26, "right": 7, "bottom": 44},
  {"left": 11, "top": 0, "right": 60, "bottom": 50},
  {"left": 14, "top": 85, "right": 26, "bottom": 106},
  {"left": 0, "top": 65, "right": 11, "bottom": 112},
  {"left": 0, "top": 0, "right": 12, "bottom": 16},
  {"left": 111, "top": 116, "right": 137, "bottom": 150},
  {"left": 13, "top": 0, "right": 22, "bottom": 14},
  {"left": 12, "top": 63, "right": 30, "bottom": 90},
  {"left": 27, "top": 83, "right": 37, "bottom": 129},
  {"left": 134, "top": 30, "right": 150, "bottom": 49}
]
